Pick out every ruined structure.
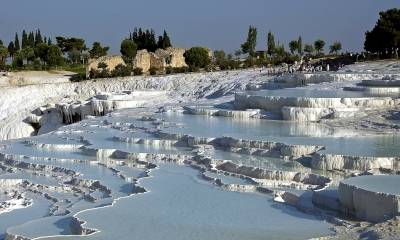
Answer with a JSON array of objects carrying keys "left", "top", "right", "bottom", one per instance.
[
  {"left": 87, "top": 48, "right": 187, "bottom": 76},
  {"left": 133, "top": 47, "right": 188, "bottom": 73},
  {"left": 86, "top": 55, "right": 126, "bottom": 78},
  {"left": 132, "top": 50, "right": 151, "bottom": 73}
]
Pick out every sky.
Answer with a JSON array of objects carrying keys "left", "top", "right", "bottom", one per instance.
[{"left": 0, "top": 0, "right": 399, "bottom": 54}]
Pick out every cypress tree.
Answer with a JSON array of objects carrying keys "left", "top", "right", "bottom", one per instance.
[
  {"left": 22, "top": 30, "right": 28, "bottom": 49},
  {"left": 28, "top": 32, "right": 35, "bottom": 47},
  {"left": 149, "top": 29, "right": 157, "bottom": 51},
  {"left": 241, "top": 26, "right": 257, "bottom": 57},
  {"left": 297, "top": 36, "right": 303, "bottom": 55},
  {"left": 35, "top": 29, "right": 43, "bottom": 46},
  {"left": 132, "top": 28, "right": 138, "bottom": 42},
  {"left": 8, "top": 42, "right": 15, "bottom": 58},
  {"left": 157, "top": 36, "right": 163, "bottom": 49},
  {"left": 47, "top": 38, "right": 52, "bottom": 45},
  {"left": 14, "top": 33, "right": 20, "bottom": 51},
  {"left": 162, "top": 30, "right": 172, "bottom": 49},
  {"left": 267, "top": 31, "right": 276, "bottom": 58}
]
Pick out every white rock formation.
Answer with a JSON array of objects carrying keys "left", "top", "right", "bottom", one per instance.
[
  {"left": 311, "top": 153, "right": 398, "bottom": 171},
  {"left": 339, "top": 175, "right": 400, "bottom": 222}
]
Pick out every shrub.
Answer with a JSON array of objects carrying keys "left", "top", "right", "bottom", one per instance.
[
  {"left": 70, "top": 73, "right": 87, "bottom": 82},
  {"left": 89, "top": 68, "right": 110, "bottom": 79},
  {"left": 173, "top": 67, "right": 189, "bottom": 73},
  {"left": 111, "top": 64, "right": 131, "bottom": 77},
  {"left": 149, "top": 67, "right": 158, "bottom": 75},
  {"left": 184, "top": 47, "right": 211, "bottom": 69},
  {"left": 133, "top": 67, "right": 143, "bottom": 76},
  {"left": 188, "top": 65, "right": 200, "bottom": 72},
  {"left": 165, "top": 66, "right": 173, "bottom": 74},
  {"left": 33, "top": 59, "right": 42, "bottom": 70},
  {"left": 244, "top": 57, "right": 256, "bottom": 68}
]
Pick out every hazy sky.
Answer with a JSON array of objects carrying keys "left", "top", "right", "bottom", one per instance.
[{"left": 0, "top": 0, "right": 399, "bottom": 54}]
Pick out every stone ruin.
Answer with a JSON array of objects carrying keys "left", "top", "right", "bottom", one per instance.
[
  {"left": 133, "top": 47, "right": 188, "bottom": 72},
  {"left": 86, "top": 55, "right": 126, "bottom": 78},
  {"left": 86, "top": 47, "right": 188, "bottom": 77}
]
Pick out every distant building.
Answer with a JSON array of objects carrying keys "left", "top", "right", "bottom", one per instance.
[{"left": 86, "top": 47, "right": 188, "bottom": 78}]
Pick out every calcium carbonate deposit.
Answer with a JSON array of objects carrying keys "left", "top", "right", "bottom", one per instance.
[{"left": 0, "top": 61, "right": 399, "bottom": 240}]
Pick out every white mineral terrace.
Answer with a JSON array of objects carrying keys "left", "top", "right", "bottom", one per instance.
[{"left": 0, "top": 61, "right": 399, "bottom": 239}]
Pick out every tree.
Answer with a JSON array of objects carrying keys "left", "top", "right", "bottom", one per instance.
[
  {"left": 329, "top": 41, "right": 342, "bottom": 55},
  {"left": 314, "top": 39, "right": 325, "bottom": 55},
  {"left": 304, "top": 44, "right": 314, "bottom": 55},
  {"left": 234, "top": 50, "right": 242, "bottom": 58},
  {"left": 12, "top": 53, "right": 24, "bottom": 68},
  {"left": 94, "top": 62, "right": 110, "bottom": 78},
  {"left": 111, "top": 64, "right": 131, "bottom": 77},
  {"left": 68, "top": 49, "right": 81, "bottom": 64},
  {"left": 21, "top": 47, "right": 35, "bottom": 64},
  {"left": 214, "top": 50, "right": 230, "bottom": 69},
  {"left": 28, "top": 31, "right": 35, "bottom": 47},
  {"left": 35, "top": 29, "right": 43, "bottom": 46},
  {"left": 22, "top": 30, "right": 28, "bottom": 49},
  {"left": 0, "top": 45, "right": 8, "bottom": 68},
  {"left": 214, "top": 50, "right": 226, "bottom": 65},
  {"left": 364, "top": 8, "right": 400, "bottom": 57},
  {"left": 157, "top": 30, "right": 172, "bottom": 49},
  {"left": 81, "top": 51, "right": 90, "bottom": 64},
  {"left": 34, "top": 43, "right": 49, "bottom": 63},
  {"left": 8, "top": 42, "right": 16, "bottom": 58},
  {"left": 47, "top": 45, "right": 63, "bottom": 66},
  {"left": 241, "top": 26, "right": 257, "bottom": 57},
  {"left": 120, "top": 39, "right": 137, "bottom": 63},
  {"left": 89, "top": 42, "right": 109, "bottom": 59},
  {"left": 14, "top": 33, "right": 20, "bottom": 51},
  {"left": 289, "top": 40, "right": 299, "bottom": 55},
  {"left": 297, "top": 36, "right": 303, "bottom": 55},
  {"left": 56, "top": 37, "right": 86, "bottom": 54},
  {"left": 184, "top": 47, "right": 211, "bottom": 69},
  {"left": 130, "top": 28, "right": 158, "bottom": 51},
  {"left": 267, "top": 31, "right": 275, "bottom": 58},
  {"left": 275, "top": 44, "right": 286, "bottom": 58}
]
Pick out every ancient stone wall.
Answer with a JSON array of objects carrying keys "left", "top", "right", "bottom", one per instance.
[
  {"left": 86, "top": 56, "right": 125, "bottom": 78},
  {"left": 150, "top": 53, "right": 165, "bottom": 70},
  {"left": 133, "top": 50, "right": 151, "bottom": 73},
  {"left": 87, "top": 47, "right": 188, "bottom": 75},
  {"left": 155, "top": 48, "right": 188, "bottom": 68}
]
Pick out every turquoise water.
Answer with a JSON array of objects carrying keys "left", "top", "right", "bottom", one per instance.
[
  {"left": 42, "top": 164, "right": 332, "bottom": 240},
  {"left": 1, "top": 103, "right": 398, "bottom": 239},
  {"left": 0, "top": 196, "right": 52, "bottom": 239},
  {"left": 244, "top": 88, "right": 369, "bottom": 98},
  {"left": 159, "top": 112, "right": 400, "bottom": 157},
  {"left": 342, "top": 175, "right": 400, "bottom": 195}
]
